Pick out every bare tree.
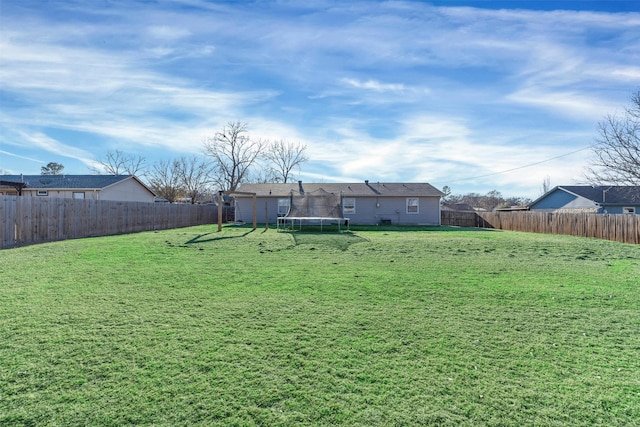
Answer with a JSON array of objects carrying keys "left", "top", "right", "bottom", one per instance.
[
  {"left": 203, "top": 121, "right": 264, "bottom": 191},
  {"left": 41, "top": 162, "right": 64, "bottom": 175},
  {"left": 262, "top": 139, "right": 308, "bottom": 183},
  {"left": 447, "top": 190, "right": 531, "bottom": 211},
  {"left": 92, "top": 150, "right": 147, "bottom": 176},
  {"left": 441, "top": 185, "right": 452, "bottom": 202},
  {"left": 175, "top": 156, "right": 214, "bottom": 204},
  {"left": 585, "top": 89, "right": 640, "bottom": 185},
  {"left": 541, "top": 175, "right": 551, "bottom": 195},
  {"left": 147, "top": 159, "right": 183, "bottom": 203}
]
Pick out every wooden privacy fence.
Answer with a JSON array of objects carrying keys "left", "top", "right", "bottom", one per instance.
[
  {"left": 441, "top": 211, "right": 493, "bottom": 228},
  {"left": 0, "top": 197, "right": 227, "bottom": 249},
  {"left": 441, "top": 210, "right": 640, "bottom": 245}
]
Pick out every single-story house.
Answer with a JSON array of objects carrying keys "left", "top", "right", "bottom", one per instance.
[
  {"left": 0, "top": 174, "right": 156, "bottom": 203},
  {"left": 528, "top": 186, "right": 640, "bottom": 214},
  {"left": 233, "top": 180, "right": 444, "bottom": 226}
]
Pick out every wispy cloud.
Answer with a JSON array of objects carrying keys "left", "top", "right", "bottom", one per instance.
[
  {"left": 147, "top": 25, "right": 192, "bottom": 41},
  {"left": 13, "top": 131, "right": 98, "bottom": 170},
  {"left": 341, "top": 78, "right": 406, "bottom": 93},
  {"left": 0, "top": 149, "right": 44, "bottom": 165}
]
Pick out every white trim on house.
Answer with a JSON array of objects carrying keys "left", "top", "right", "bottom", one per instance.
[
  {"left": 343, "top": 197, "right": 356, "bottom": 214},
  {"left": 406, "top": 197, "right": 419, "bottom": 214}
]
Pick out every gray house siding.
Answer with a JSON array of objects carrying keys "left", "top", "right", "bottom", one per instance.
[
  {"left": 234, "top": 197, "right": 281, "bottom": 224},
  {"left": 529, "top": 190, "right": 596, "bottom": 211},
  {"left": 343, "top": 196, "right": 440, "bottom": 225},
  {"left": 234, "top": 195, "right": 441, "bottom": 225}
]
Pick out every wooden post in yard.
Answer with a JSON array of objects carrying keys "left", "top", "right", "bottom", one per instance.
[
  {"left": 218, "top": 190, "right": 224, "bottom": 232},
  {"left": 252, "top": 194, "right": 257, "bottom": 230},
  {"left": 265, "top": 201, "right": 268, "bottom": 230}
]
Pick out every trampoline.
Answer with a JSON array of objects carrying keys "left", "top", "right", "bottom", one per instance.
[{"left": 276, "top": 188, "right": 349, "bottom": 232}]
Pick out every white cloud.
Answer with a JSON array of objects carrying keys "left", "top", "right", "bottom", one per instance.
[
  {"left": 505, "top": 90, "right": 613, "bottom": 121},
  {"left": 296, "top": 113, "right": 594, "bottom": 197},
  {"left": 147, "top": 25, "right": 191, "bottom": 41},
  {"left": 14, "top": 131, "right": 97, "bottom": 169},
  {"left": 611, "top": 67, "right": 640, "bottom": 81},
  {"left": 341, "top": 78, "right": 406, "bottom": 92},
  {"left": 0, "top": 149, "right": 44, "bottom": 165}
]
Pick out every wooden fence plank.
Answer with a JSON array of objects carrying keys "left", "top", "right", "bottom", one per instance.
[
  {"left": 1, "top": 197, "right": 17, "bottom": 248},
  {"left": 0, "top": 198, "right": 220, "bottom": 249},
  {"left": 442, "top": 210, "right": 640, "bottom": 245}
]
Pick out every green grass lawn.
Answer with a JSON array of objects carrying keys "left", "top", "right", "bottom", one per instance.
[{"left": 1, "top": 225, "right": 639, "bottom": 426}]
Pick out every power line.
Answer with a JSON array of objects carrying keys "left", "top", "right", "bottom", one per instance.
[{"left": 439, "top": 145, "right": 592, "bottom": 184}]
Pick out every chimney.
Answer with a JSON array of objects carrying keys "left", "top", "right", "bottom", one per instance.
[
  {"left": 365, "top": 180, "right": 369, "bottom": 185},
  {"left": 298, "top": 180, "right": 304, "bottom": 194}
]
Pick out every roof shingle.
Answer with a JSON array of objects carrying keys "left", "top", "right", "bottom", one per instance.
[
  {"left": 559, "top": 186, "right": 640, "bottom": 204},
  {"left": 235, "top": 182, "right": 444, "bottom": 197},
  {"left": 1, "top": 175, "right": 136, "bottom": 190}
]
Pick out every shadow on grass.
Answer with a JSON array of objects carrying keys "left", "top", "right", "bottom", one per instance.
[
  {"left": 432, "top": 226, "right": 499, "bottom": 232},
  {"left": 185, "top": 229, "right": 255, "bottom": 245},
  {"left": 345, "top": 225, "right": 500, "bottom": 233},
  {"left": 290, "top": 231, "right": 369, "bottom": 250}
]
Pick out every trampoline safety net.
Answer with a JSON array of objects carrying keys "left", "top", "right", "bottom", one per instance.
[
  {"left": 278, "top": 188, "right": 348, "bottom": 231},
  {"left": 288, "top": 188, "right": 342, "bottom": 218}
]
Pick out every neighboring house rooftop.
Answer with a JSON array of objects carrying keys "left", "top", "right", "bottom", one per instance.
[
  {"left": 235, "top": 181, "right": 444, "bottom": 197},
  {"left": 531, "top": 185, "right": 640, "bottom": 207},
  {"left": 1, "top": 174, "right": 147, "bottom": 190}
]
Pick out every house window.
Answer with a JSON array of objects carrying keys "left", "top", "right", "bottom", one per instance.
[
  {"left": 406, "top": 198, "right": 419, "bottom": 214},
  {"left": 37, "top": 190, "right": 48, "bottom": 196},
  {"left": 278, "top": 198, "right": 290, "bottom": 216},
  {"left": 623, "top": 207, "right": 636, "bottom": 214},
  {"left": 343, "top": 198, "right": 356, "bottom": 214},
  {"left": 73, "top": 192, "right": 85, "bottom": 200}
]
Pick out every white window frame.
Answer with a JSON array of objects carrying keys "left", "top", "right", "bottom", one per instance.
[
  {"left": 622, "top": 206, "right": 636, "bottom": 214},
  {"left": 73, "top": 192, "right": 86, "bottom": 200},
  {"left": 277, "top": 198, "right": 290, "bottom": 216},
  {"left": 406, "top": 198, "right": 419, "bottom": 214},
  {"left": 37, "top": 190, "right": 48, "bottom": 196},
  {"left": 343, "top": 198, "right": 356, "bottom": 214}
]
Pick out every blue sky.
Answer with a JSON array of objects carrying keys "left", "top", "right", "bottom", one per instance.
[{"left": 1, "top": 0, "right": 639, "bottom": 198}]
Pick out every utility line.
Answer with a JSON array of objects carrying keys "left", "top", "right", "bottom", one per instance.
[{"left": 439, "top": 145, "right": 592, "bottom": 184}]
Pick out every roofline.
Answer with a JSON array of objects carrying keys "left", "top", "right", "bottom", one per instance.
[
  {"left": 555, "top": 186, "right": 593, "bottom": 200},
  {"left": 528, "top": 186, "right": 591, "bottom": 207},
  {"left": 21, "top": 187, "right": 102, "bottom": 192},
  {"left": 7, "top": 175, "right": 157, "bottom": 197},
  {"left": 234, "top": 194, "right": 443, "bottom": 197},
  {"left": 235, "top": 182, "right": 444, "bottom": 198},
  {"left": 529, "top": 185, "right": 640, "bottom": 207},
  {"left": 103, "top": 175, "right": 157, "bottom": 197}
]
